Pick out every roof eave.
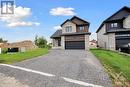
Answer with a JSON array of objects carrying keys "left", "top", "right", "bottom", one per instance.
[
  {"left": 96, "top": 22, "right": 105, "bottom": 33},
  {"left": 61, "top": 32, "right": 91, "bottom": 36},
  {"left": 61, "top": 19, "right": 70, "bottom": 27},
  {"left": 50, "top": 36, "right": 61, "bottom": 38},
  {"left": 96, "top": 6, "right": 130, "bottom": 33}
]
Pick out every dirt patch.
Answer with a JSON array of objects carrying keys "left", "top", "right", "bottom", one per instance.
[{"left": 0, "top": 73, "right": 29, "bottom": 87}]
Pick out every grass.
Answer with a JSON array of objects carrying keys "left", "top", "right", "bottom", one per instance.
[
  {"left": 0, "top": 48, "right": 48, "bottom": 64},
  {"left": 90, "top": 49, "right": 130, "bottom": 83}
]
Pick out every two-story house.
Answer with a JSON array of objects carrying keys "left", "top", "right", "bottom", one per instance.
[
  {"left": 96, "top": 6, "right": 130, "bottom": 52},
  {"left": 51, "top": 16, "right": 91, "bottom": 50}
]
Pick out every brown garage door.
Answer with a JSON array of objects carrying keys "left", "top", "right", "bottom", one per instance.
[{"left": 65, "top": 41, "right": 85, "bottom": 49}]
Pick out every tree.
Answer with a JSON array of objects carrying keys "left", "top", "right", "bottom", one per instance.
[
  {"left": 34, "top": 36, "right": 47, "bottom": 48},
  {"left": 34, "top": 35, "right": 38, "bottom": 46},
  {"left": 0, "top": 38, "right": 7, "bottom": 43}
]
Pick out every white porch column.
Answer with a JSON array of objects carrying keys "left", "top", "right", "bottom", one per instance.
[
  {"left": 61, "top": 36, "right": 65, "bottom": 50},
  {"left": 85, "top": 35, "right": 89, "bottom": 51},
  {"left": 52, "top": 39, "right": 55, "bottom": 47}
]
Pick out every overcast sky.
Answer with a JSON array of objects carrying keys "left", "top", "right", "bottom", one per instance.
[{"left": 0, "top": 0, "right": 130, "bottom": 42}]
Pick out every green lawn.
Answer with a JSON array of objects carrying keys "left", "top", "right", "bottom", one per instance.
[
  {"left": 0, "top": 48, "right": 48, "bottom": 64},
  {"left": 90, "top": 49, "right": 130, "bottom": 82}
]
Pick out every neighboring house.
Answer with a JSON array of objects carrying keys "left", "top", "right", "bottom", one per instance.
[
  {"left": 0, "top": 40, "right": 37, "bottom": 53},
  {"left": 89, "top": 39, "right": 97, "bottom": 48},
  {"left": 51, "top": 16, "right": 91, "bottom": 50},
  {"left": 96, "top": 6, "right": 130, "bottom": 52}
]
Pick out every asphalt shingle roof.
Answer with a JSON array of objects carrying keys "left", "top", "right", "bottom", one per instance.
[
  {"left": 50, "top": 30, "right": 62, "bottom": 38},
  {"left": 96, "top": 6, "right": 130, "bottom": 33}
]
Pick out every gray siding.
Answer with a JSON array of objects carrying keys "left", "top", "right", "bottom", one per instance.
[
  {"left": 97, "top": 24, "right": 108, "bottom": 49},
  {"left": 123, "top": 15, "right": 130, "bottom": 28},
  {"left": 97, "top": 24, "right": 116, "bottom": 50}
]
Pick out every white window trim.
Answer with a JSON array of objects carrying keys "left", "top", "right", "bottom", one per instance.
[
  {"left": 111, "top": 23, "right": 118, "bottom": 28},
  {"left": 65, "top": 26, "right": 72, "bottom": 32},
  {"left": 79, "top": 26, "right": 84, "bottom": 31}
]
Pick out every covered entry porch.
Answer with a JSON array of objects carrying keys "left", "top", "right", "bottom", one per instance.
[{"left": 52, "top": 37, "right": 61, "bottom": 49}]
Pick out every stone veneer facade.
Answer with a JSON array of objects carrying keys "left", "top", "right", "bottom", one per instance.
[
  {"left": 123, "top": 15, "right": 130, "bottom": 28},
  {"left": 97, "top": 25, "right": 116, "bottom": 51},
  {"left": 51, "top": 16, "right": 90, "bottom": 50}
]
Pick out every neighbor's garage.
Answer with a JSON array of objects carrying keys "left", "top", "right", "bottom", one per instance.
[
  {"left": 116, "top": 38, "right": 130, "bottom": 48},
  {"left": 116, "top": 38, "right": 130, "bottom": 53},
  {"left": 65, "top": 35, "right": 85, "bottom": 49},
  {"left": 116, "top": 32, "right": 130, "bottom": 49},
  {"left": 115, "top": 32, "right": 130, "bottom": 53}
]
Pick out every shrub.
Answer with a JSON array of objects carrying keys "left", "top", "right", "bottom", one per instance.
[
  {"left": 35, "top": 36, "right": 47, "bottom": 48},
  {"left": 2, "top": 48, "right": 8, "bottom": 54},
  {"left": 46, "top": 44, "right": 52, "bottom": 49}
]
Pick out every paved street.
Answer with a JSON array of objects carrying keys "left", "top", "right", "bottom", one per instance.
[{"left": 0, "top": 50, "right": 112, "bottom": 87}]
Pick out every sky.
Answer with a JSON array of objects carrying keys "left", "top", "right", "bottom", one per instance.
[{"left": 0, "top": 0, "right": 130, "bottom": 42}]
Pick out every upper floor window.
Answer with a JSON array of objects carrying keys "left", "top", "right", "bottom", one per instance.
[
  {"left": 79, "top": 26, "right": 84, "bottom": 31},
  {"left": 65, "top": 26, "right": 72, "bottom": 32},
  {"left": 111, "top": 23, "right": 118, "bottom": 28}
]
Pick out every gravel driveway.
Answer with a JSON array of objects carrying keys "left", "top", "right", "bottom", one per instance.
[{"left": 0, "top": 50, "right": 112, "bottom": 87}]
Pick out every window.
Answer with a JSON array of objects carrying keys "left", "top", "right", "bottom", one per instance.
[
  {"left": 65, "top": 26, "right": 72, "bottom": 32},
  {"left": 111, "top": 23, "right": 118, "bottom": 28},
  {"left": 79, "top": 26, "right": 84, "bottom": 31}
]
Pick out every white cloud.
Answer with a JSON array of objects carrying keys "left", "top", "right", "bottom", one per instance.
[
  {"left": 0, "top": 5, "right": 40, "bottom": 27},
  {"left": 34, "top": 22, "right": 40, "bottom": 26},
  {"left": 90, "top": 33, "right": 97, "bottom": 40},
  {"left": 7, "top": 21, "right": 40, "bottom": 27},
  {"left": 53, "top": 26, "right": 62, "bottom": 30},
  {"left": 50, "top": 7, "right": 76, "bottom": 16}
]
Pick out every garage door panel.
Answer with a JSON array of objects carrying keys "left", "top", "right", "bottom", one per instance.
[
  {"left": 116, "top": 38, "right": 130, "bottom": 48},
  {"left": 65, "top": 41, "right": 85, "bottom": 49}
]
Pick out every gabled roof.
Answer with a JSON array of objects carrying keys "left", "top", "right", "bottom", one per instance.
[
  {"left": 50, "top": 30, "right": 62, "bottom": 38},
  {"left": 96, "top": 6, "right": 130, "bottom": 33},
  {"left": 61, "top": 16, "right": 90, "bottom": 27},
  {"left": 90, "top": 39, "right": 97, "bottom": 43},
  {"left": 105, "top": 6, "right": 130, "bottom": 21},
  {"left": 61, "top": 19, "right": 70, "bottom": 27},
  {"left": 70, "top": 16, "right": 90, "bottom": 25},
  {"left": 51, "top": 16, "right": 90, "bottom": 38}
]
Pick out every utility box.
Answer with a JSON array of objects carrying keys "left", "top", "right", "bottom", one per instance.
[
  {"left": 0, "top": 48, "right": 1, "bottom": 54},
  {"left": 20, "top": 47, "right": 26, "bottom": 52}
]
